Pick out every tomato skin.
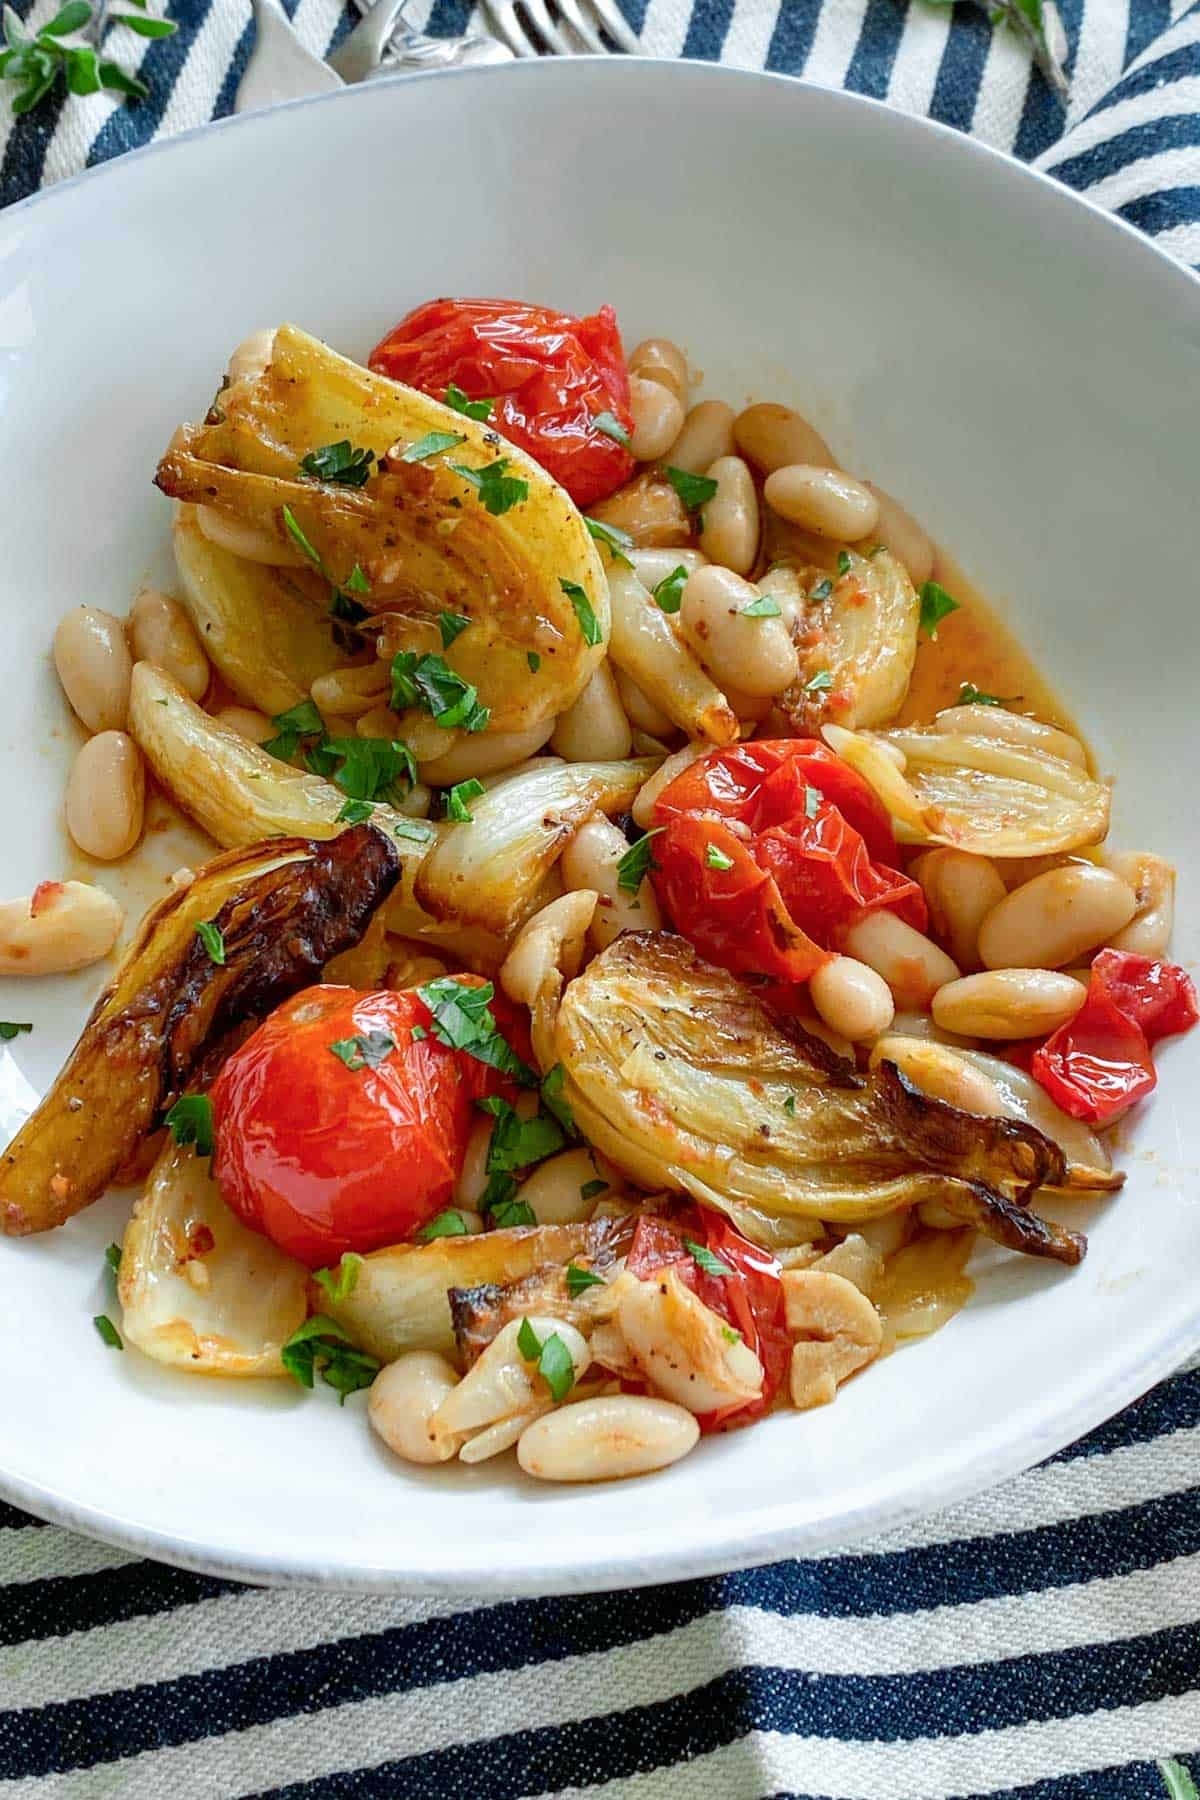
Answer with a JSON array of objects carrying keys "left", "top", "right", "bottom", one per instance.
[
  {"left": 1029, "top": 950, "right": 1198, "bottom": 1125},
  {"left": 624, "top": 1209, "right": 790, "bottom": 1432},
  {"left": 368, "top": 297, "right": 635, "bottom": 508},
  {"left": 209, "top": 984, "right": 517, "bottom": 1267},
  {"left": 1088, "top": 949, "right": 1199, "bottom": 1045}
]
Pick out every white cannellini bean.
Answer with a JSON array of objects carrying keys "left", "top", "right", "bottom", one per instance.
[
  {"left": 733, "top": 402, "right": 836, "bottom": 474},
  {"left": 696, "top": 456, "right": 760, "bottom": 575},
  {"left": 550, "top": 663, "right": 633, "bottom": 763},
  {"left": 627, "top": 337, "right": 689, "bottom": 405},
  {"left": 226, "top": 327, "right": 276, "bottom": 386},
  {"left": 914, "top": 848, "right": 1007, "bottom": 971},
  {"left": 516, "top": 1395, "right": 700, "bottom": 1482},
  {"left": 129, "top": 588, "right": 210, "bottom": 701},
  {"left": 869, "top": 1035, "right": 1005, "bottom": 1116},
  {"left": 310, "top": 664, "right": 390, "bottom": 719},
  {"left": 841, "top": 912, "right": 960, "bottom": 1009},
  {"left": 679, "top": 565, "right": 798, "bottom": 698},
  {"left": 0, "top": 880, "right": 123, "bottom": 976},
  {"left": 764, "top": 465, "right": 880, "bottom": 541},
  {"left": 888, "top": 1008, "right": 978, "bottom": 1049},
  {"left": 666, "top": 400, "right": 736, "bottom": 475},
  {"left": 368, "top": 1352, "right": 463, "bottom": 1465},
  {"left": 195, "top": 504, "right": 306, "bottom": 567},
  {"left": 418, "top": 718, "right": 555, "bottom": 786},
  {"left": 614, "top": 667, "right": 675, "bottom": 740},
  {"left": 560, "top": 816, "right": 662, "bottom": 950},
  {"left": 515, "top": 1148, "right": 610, "bottom": 1225},
  {"left": 632, "top": 744, "right": 706, "bottom": 830},
  {"left": 1106, "top": 851, "right": 1176, "bottom": 958},
  {"left": 932, "top": 969, "right": 1088, "bottom": 1040},
  {"left": 64, "top": 731, "right": 145, "bottom": 862},
  {"left": 977, "top": 864, "right": 1138, "bottom": 971},
  {"left": 53, "top": 607, "right": 133, "bottom": 734},
  {"left": 453, "top": 1115, "right": 494, "bottom": 1211},
  {"left": 861, "top": 484, "right": 934, "bottom": 585},
  {"left": 628, "top": 376, "right": 686, "bottom": 463},
  {"left": 458, "top": 1406, "right": 549, "bottom": 1464},
  {"left": 933, "top": 705, "right": 1088, "bottom": 769},
  {"left": 214, "top": 705, "right": 272, "bottom": 744},
  {"left": 809, "top": 955, "right": 895, "bottom": 1042},
  {"left": 628, "top": 547, "right": 709, "bottom": 589}
]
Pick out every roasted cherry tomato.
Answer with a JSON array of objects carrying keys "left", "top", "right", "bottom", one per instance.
[
  {"left": 1030, "top": 951, "right": 1197, "bottom": 1125},
  {"left": 369, "top": 297, "right": 635, "bottom": 508},
  {"left": 1087, "top": 948, "right": 1199, "bottom": 1045},
  {"left": 209, "top": 982, "right": 525, "bottom": 1267},
  {"left": 624, "top": 1208, "right": 790, "bottom": 1432},
  {"left": 649, "top": 741, "right": 925, "bottom": 993}
]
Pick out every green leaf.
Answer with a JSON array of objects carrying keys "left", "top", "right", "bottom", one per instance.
[
  {"left": 444, "top": 383, "right": 493, "bottom": 421},
  {"left": 389, "top": 651, "right": 488, "bottom": 732},
  {"left": 2, "top": 4, "right": 29, "bottom": 46},
  {"left": 298, "top": 440, "right": 374, "bottom": 487},
  {"left": 416, "top": 975, "right": 536, "bottom": 1086},
  {"left": 837, "top": 550, "right": 852, "bottom": 575},
  {"left": 704, "top": 843, "right": 734, "bottom": 871},
  {"left": 164, "top": 1094, "right": 214, "bottom": 1157},
  {"left": 336, "top": 798, "right": 374, "bottom": 825},
  {"left": 263, "top": 697, "right": 324, "bottom": 761},
  {"left": 110, "top": 12, "right": 176, "bottom": 33},
  {"left": 517, "top": 1316, "right": 541, "bottom": 1361},
  {"left": 919, "top": 580, "right": 960, "bottom": 639},
  {"left": 559, "top": 577, "right": 602, "bottom": 647},
  {"left": 592, "top": 410, "right": 630, "bottom": 448},
  {"left": 684, "top": 1237, "right": 733, "bottom": 1278},
  {"left": 11, "top": 52, "right": 59, "bottom": 111},
  {"left": 782, "top": 1094, "right": 797, "bottom": 1117},
  {"left": 584, "top": 515, "right": 634, "bottom": 565},
  {"left": 280, "top": 504, "right": 322, "bottom": 567},
  {"left": 0, "top": 1021, "right": 32, "bottom": 1041},
  {"left": 445, "top": 777, "right": 484, "bottom": 823},
  {"left": 565, "top": 1263, "right": 605, "bottom": 1296},
  {"left": 616, "top": 828, "right": 663, "bottom": 895},
  {"left": 489, "top": 1197, "right": 537, "bottom": 1228},
  {"left": 105, "top": 1242, "right": 122, "bottom": 1275},
  {"left": 344, "top": 564, "right": 370, "bottom": 596},
  {"left": 392, "top": 818, "right": 436, "bottom": 844},
  {"left": 410, "top": 1025, "right": 427, "bottom": 1040},
  {"left": 665, "top": 466, "right": 718, "bottom": 512},
  {"left": 401, "top": 429, "right": 466, "bottom": 464},
  {"left": 312, "top": 1252, "right": 363, "bottom": 1303},
  {"left": 41, "top": 0, "right": 91, "bottom": 33},
  {"left": 721, "top": 1324, "right": 743, "bottom": 1345},
  {"left": 438, "top": 610, "right": 471, "bottom": 650},
  {"left": 526, "top": 651, "right": 541, "bottom": 673},
  {"left": 448, "top": 457, "right": 529, "bottom": 516},
  {"left": 537, "top": 1331, "right": 576, "bottom": 1403},
  {"left": 328, "top": 1031, "right": 396, "bottom": 1072},
  {"left": 63, "top": 42, "right": 99, "bottom": 90},
  {"left": 97, "top": 57, "right": 148, "bottom": 97},
  {"left": 651, "top": 565, "right": 688, "bottom": 615},
  {"left": 740, "top": 594, "right": 781, "bottom": 618},
  {"left": 1159, "top": 1762, "right": 1200, "bottom": 1800},
  {"left": 194, "top": 920, "right": 225, "bottom": 966},
  {"left": 580, "top": 1178, "right": 608, "bottom": 1201},
  {"left": 958, "top": 682, "right": 1015, "bottom": 708},
  {"left": 93, "top": 1313, "right": 123, "bottom": 1350},
  {"left": 809, "top": 578, "right": 833, "bottom": 601},
  {"left": 281, "top": 1314, "right": 379, "bottom": 1402},
  {"left": 539, "top": 1063, "right": 576, "bottom": 1136},
  {"left": 480, "top": 1171, "right": 517, "bottom": 1216},
  {"left": 480, "top": 1096, "right": 565, "bottom": 1174},
  {"left": 417, "top": 1209, "right": 470, "bottom": 1240},
  {"left": 322, "top": 737, "right": 416, "bottom": 803},
  {"left": 804, "top": 669, "right": 834, "bottom": 693}
]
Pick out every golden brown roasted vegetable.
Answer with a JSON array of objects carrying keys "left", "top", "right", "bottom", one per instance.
[
  {"left": 552, "top": 932, "right": 1085, "bottom": 1264},
  {"left": 155, "top": 325, "right": 608, "bottom": 733},
  {"left": 779, "top": 548, "right": 919, "bottom": 733},
  {"left": 0, "top": 826, "right": 400, "bottom": 1236}
]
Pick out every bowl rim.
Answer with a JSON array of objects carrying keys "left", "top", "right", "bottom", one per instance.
[{"left": 2, "top": 55, "right": 1199, "bottom": 1595}]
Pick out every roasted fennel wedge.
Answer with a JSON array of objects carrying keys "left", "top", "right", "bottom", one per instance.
[
  {"left": 0, "top": 826, "right": 399, "bottom": 1236},
  {"left": 155, "top": 324, "right": 609, "bottom": 733},
  {"left": 780, "top": 548, "right": 920, "bottom": 733},
  {"left": 552, "top": 932, "right": 1085, "bottom": 1264},
  {"left": 119, "top": 1141, "right": 308, "bottom": 1376}
]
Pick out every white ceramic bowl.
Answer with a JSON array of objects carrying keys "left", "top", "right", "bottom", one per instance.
[{"left": 1, "top": 58, "right": 1198, "bottom": 1596}]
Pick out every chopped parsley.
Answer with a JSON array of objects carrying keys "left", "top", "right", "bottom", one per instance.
[
  {"left": 721, "top": 1325, "right": 743, "bottom": 1345},
  {"left": 540, "top": 1063, "right": 576, "bottom": 1136},
  {"left": 298, "top": 441, "right": 374, "bottom": 487},
  {"left": 313, "top": 1253, "right": 363, "bottom": 1303},
  {"left": 516, "top": 1317, "right": 576, "bottom": 1402},
  {"left": 105, "top": 1242, "right": 122, "bottom": 1275},
  {"left": 684, "top": 1238, "right": 733, "bottom": 1278},
  {"left": 329, "top": 588, "right": 369, "bottom": 653},
  {"left": 344, "top": 565, "right": 370, "bottom": 596},
  {"left": 782, "top": 1094, "right": 797, "bottom": 1117},
  {"left": 809, "top": 578, "right": 833, "bottom": 602},
  {"left": 478, "top": 1095, "right": 565, "bottom": 1173},
  {"left": 317, "top": 737, "right": 416, "bottom": 804},
  {"left": 704, "top": 843, "right": 734, "bottom": 871},
  {"left": 837, "top": 550, "right": 852, "bottom": 575},
  {"left": 665, "top": 466, "right": 718, "bottom": 512},
  {"left": 580, "top": 1178, "right": 609, "bottom": 1201},
  {"left": 438, "top": 611, "right": 471, "bottom": 650},
  {"left": 565, "top": 1263, "right": 605, "bottom": 1296},
  {"left": 337, "top": 798, "right": 375, "bottom": 825},
  {"left": 263, "top": 698, "right": 325, "bottom": 762},
  {"left": 393, "top": 818, "right": 437, "bottom": 844},
  {"left": 448, "top": 457, "right": 529, "bottom": 515},
  {"left": 0, "top": 1021, "right": 32, "bottom": 1041},
  {"left": 739, "top": 594, "right": 782, "bottom": 618},
  {"left": 281, "top": 1315, "right": 379, "bottom": 1403},
  {"left": 281, "top": 505, "right": 323, "bottom": 568},
  {"left": 560, "top": 578, "right": 603, "bottom": 647},
  {"left": 164, "top": 1094, "right": 213, "bottom": 1157},
  {"left": 93, "top": 1314, "right": 123, "bottom": 1350},
  {"left": 416, "top": 976, "right": 536, "bottom": 1086},
  {"left": 584, "top": 516, "right": 634, "bottom": 565},
  {"left": 527, "top": 651, "right": 541, "bottom": 674},
  {"left": 328, "top": 1031, "right": 396, "bottom": 1071},
  {"left": 445, "top": 777, "right": 485, "bottom": 822},
  {"left": 651, "top": 565, "right": 688, "bottom": 614},
  {"left": 958, "top": 682, "right": 1013, "bottom": 708},
  {"left": 592, "top": 410, "right": 630, "bottom": 448},
  {"left": 444, "top": 383, "right": 493, "bottom": 421},
  {"left": 919, "top": 580, "right": 960, "bottom": 639},
  {"left": 194, "top": 920, "right": 225, "bottom": 966},
  {"left": 488, "top": 1195, "right": 537, "bottom": 1229},
  {"left": 410, "top": 1025, "right": 428, "bottom": 1040},
  {"left": 804, "top": 669, "right": 834, "bottom": 693},
  {"left": 390, "top": 651, "right": 489, "bottom": 733},
  {"left": 616, "top": 828, "right": 664, "bottom": 894},
  {"left": 401, "top": 429, "right": 467, "bottom": 464},
  {"left": 418, "top": 1209, "right": 471, "bottom": 1240}
]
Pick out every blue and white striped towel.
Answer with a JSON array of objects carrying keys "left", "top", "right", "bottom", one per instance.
[{"left": 2, "top": 4, "right": 1200, "bottom": 1794}]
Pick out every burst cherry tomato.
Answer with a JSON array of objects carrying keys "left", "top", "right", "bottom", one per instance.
[
  {"left": 1030, "top": 950, "right": 1198, "bottom": 1125},
  {"left": 369, "top": 297, "right": 635, "bottom": 508},
  {"left": 209, "top": 982, "right": 527, "bottom": 1267}
]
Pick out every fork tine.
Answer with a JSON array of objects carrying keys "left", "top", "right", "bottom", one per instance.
[
  {"left": 552, "top": 0, "right": 606, "bottom": 52},
  {"left": 514, "top": 0, "right": 573, "bottom": 53},
  {"left": 483, "top": 0, "right": 540, "bottom": 55},
  {"left": 584, "top": 0, "right": 640, "bottom": 53}
]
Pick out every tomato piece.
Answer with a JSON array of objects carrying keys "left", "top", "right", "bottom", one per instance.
[
  {"left": 1088, "top": 948, "right": 1199, "bottom": 1044},
  {"left": 625, "top": 1209, "right": 790, "bottom": 1431},
  {"left": 209, "top": 983, "right": 521, "bottom": 1266},
  {"left": 1030, "top": 984, "right": 1156, "bottom": 1125},
  {"left": 368, "top": 297, "right": 635, "bottom": 508},
  {"left": 755, "top": 805, "right": 927, "bottom": 941}
]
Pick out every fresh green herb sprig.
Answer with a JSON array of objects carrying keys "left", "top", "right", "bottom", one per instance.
[
  {"left": 0, "top": 1021, "right": 32, "bottom": 1041},
  {"left": 194, "top": 920, "right": 225, "bottom": 966},
  {"left": 447, "top": 456, "right": 528, "bottom": 516},
  {"left": 0, "top": 0, "right": 175, "bottom": 117},
  {"left": 958, "top": 682, "right": 1015, "bottom": 708},
  {"left": 565, "top": 1263, "right": 605, "bottom": 1296},
  {"left": 584, "top": 516, "right": 634, "bottom": 565},
  {"left": 516, "top": 1316, "right": 576, "bottom": 1402},
  {"left": 416, "top": 975, "right": 536, "bottom": 1086},
  {"left": 478, "top": 1095, "right": 565, "bottom": 1174},
  {"left": 418, "top": 1209, "right": 471, "bottom": 1240},
  {"left": 164, "top": 1094, "right": 214, "bottom": 1157},
  {"left": 919, "top": 580, "right": 960, "bottom": 638},
  {"left": 389, "top": 651, "right": 489, "bottom": 733},
  {"left": 704, "top": 843, "right": 734, "bottom": 871},
  {"left": 299, "top": 441, "right": 375, "bottom": 488},
  {"left": 93, "top": 1313, "right": 123, "bottom": 1350},
  {"left": 740, "top": 594, "right": 781, "bottom": 618},
  {"left": 665, "top": 466, "right": 718, "bottom": 513},
  {"left": 444, "top": 384, "right": 493, "bottom": 422},
  {"left": 592, "top": 410, "right": 630, "bottom": 448},
  {"left": 281, "top": 1315, "right": 379, "bottom": 1403},
  {"left": 444, "top": 777, "right": 484, "bottom": 822},
  {"left": 313, "top": 1253, "right": 363, "bottom": 1303},
  {"left": 685, "top": 1238, "right": 733, "bottom": 1278},
  {"left": 922, "top": 0, "right": 1068, "bottom": 101},
  {"left": 560, "top": 578, "right": 603, "bottom": 647},
  {"left": 328, "top": 1031, "right": 396, "bottom": 1072},
  {"left": 616, "top": 828, "right": 663, "bottom": 895},
  {"left": 651, "top": 565, "right": 688, "bottom": 614},
  {"left": 540, "top": 1064, "right": 576, "bottom": 1137}
]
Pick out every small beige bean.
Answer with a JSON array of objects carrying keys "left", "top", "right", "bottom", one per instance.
[
  {"left": 934, "top": 705, "right": 1088, "bottom": 769},
  {"left": 696, "top": 456, "right": 760, "bottom": 575},
  {"left": 734, "top": 402, "right": 836, "bottom": 474},
  {"left": 861, "top": 484, "right": 934, "bottom": 586},
  {"left": 666, "top": 400, "right": 736, "bottom": 475},
  {"left": 977, "top": 864, "right": 1138, "bottom": 971},
  {"left": 195, "top": 504, "right": 306, "bottom": 567},
  {"left": 632, "top": 744, "right": 706, "bottom": 830},
  {"left": 64, "top": 731, "right": 145, "bottom": 862},
  {"left": 932, "top": 969, "right": 1088, "bottom": 1040},
  {"left": 889, "top": 1008, "right": 977, "bottom": 1049},
  {"left": 551, "top": 663, "right": 633, "bottom": 763},
  {"left": 869, "top": 1035, "right": 1005, "bottom": 1116},
  {"left": 764, "top": 465, "right": 880, "bottom": 541},
  {"left": 915, "top": 848, "right": 1007, "bottom": 971},
  {"left": 310, "top": 664, "right": 389, "bottom": 719},
  {"left": 418, "top": 718, "right": 555, "bottom": 786},
  {"left": 516, "top": 1395, "right": 700, "bottom": 1482},
  {"left": 841, "top": 912, "right": 960, "bottom": 1009},
  {"left": 628, "top": 547, "right": 709, "bottom": 589},
  {"left": 1107, "top": 851, "right": 1176, "bottom": 958},
  {"left": 809, "top": 955, "right": 895, "bottom": 1042},
  {"left": 0, "top": 880, "right": 123, "bottom": 976},
  {"left": 516, "top": 1148, "right": 610, "bottom": 1226},
  {"left": 130, "top": 588, "right": 210, "bottom": 701},
  {"left": 226, "top": 327, "right": 275, "bottom": 385},
  {"left": 628, "top": 376, "right": 685, "bottom": 463},
  {"left": 614, "top": 668, "right": 675, "bottom": 740},
  {"left": 679, "top": 565, "right": 798, "bottom": 699},
  {"left": 560, "top": 816, "right": 662, "bottom": 950},
  {"left": 368, "top": 1352, "right": 462, "bottom": 1465},
  {"left": 53, "top": 607, "right": 132, "bottom": 734},
  {"left": 628, "top": 337, "right": 688, "bottom": 404},
  {"left": 756, "top": 565, "right": 807, "bottom": 631},
  {"left": 214, "top": 705, "right": 272, "bottom": 744},
  {"left": 454, "top": 1116, "right": 495, "bottom": 1212}
]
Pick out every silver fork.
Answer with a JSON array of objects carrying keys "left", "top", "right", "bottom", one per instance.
[{"left": 483, "top": 0, "right": 640, "bottom": 56}]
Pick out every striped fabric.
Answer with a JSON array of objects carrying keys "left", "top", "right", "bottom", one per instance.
[{"left": 3, "top": 3, "right": 1200, "bottom": 1795}]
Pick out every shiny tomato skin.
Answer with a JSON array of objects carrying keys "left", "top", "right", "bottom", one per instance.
[
  {"left": 1088, "top": 949, "right": 1199, "bottom": 1044},
  {"left": 210, "top": 986, "right": 477, "bottom": 1267},
  {"left": 368, "top": 297, "right": 635, "bottom": 508}
]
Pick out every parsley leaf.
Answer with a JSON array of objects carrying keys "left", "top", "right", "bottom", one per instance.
[
  {"left": 337, "top": 798, "right": 374, "bottom": 824},
  {"left": 344, "top": 565, "right": 371, "bottom": 596},
  {"left": 616, "top": 828, "right": 664, "bottom": 894},
  {"left": 389, "top": 652, "right": 489, "bottom": 733},
  {"left": 321, "top": 737, "right": 416, "bottom": 804},
  {"left": 584, "top": 516, "right": 634, "bottom": 565},
  {"left": 515, "top": 1317, "right": 576, "bottom": 1402},
  {"left": 299, "top": 441, "right": 374, "bottom": 487},
  {"left": 438, "top": 611, "right": 471, "bottom": 649},
  {"left": 164, "top": 1094, "right": 214, "bottom": 1157},
  {"left": 105, "top": 1242, "right": 122, "bottom": 1275},
  {"left": 517, "top": 1315, "right": 541, "bottom": 1360},
  {"left": 958, "top": 682, "right": 1014, "bottom": 708},
  {"left": 393, "top": 818, "right": 436, "bottom": 843},
  {"left": 93, "top": 1313, "right": 122, "bottom": 1350},
  {"left": 1159, "top": 1761, "right": 1200, "bottom": 1800},
  {"left": 445, "top": 777, "right": 485, "bottom": 822},
  {"left": 329, "top": 587, "right": 369, "bottom": 652},
  {"left": 328, "top": 1031, "right": 396, "bottom": 1071},
  {"left": 540, "top": 1063, "right": 576, "bottom": 1136},
  {"left": 565, "top": 1262, "right": 605, "bottom": 1296},
  {"left": 194, "top": 920, "right": 225, "bottom": 965},
  {"left": 444, "top": 383, "right": 493, "bottom": 421},
  {"left": 665, "top": 466, "right": 718, "bottom": 512},
  {"left": 651, "top": 565, "right": 688, "bottom": 615},
  {"left": 721, "top": 1324, "right": 743, "bottom": 1345},
  {"left": 418, "top": 1208, "right": 470, "bottom": 1240},
  {"left": 416, "top": 976, "right": 536, "bottom": 1086},
  {"left": 704, "top": 843, "right": 734, "bottom": 871},
  {"left": 740, "top": 594, "right": 781, "bottom": 618},
  {"left": 489, "top": 1196, "right": 537, "bottom": 1228},
  {"left": 0, "top": 1021, "right": 32, "bottom": 1041},
  {"left": 837, "top": 550, "right": 852, "bottom": 575},
  {"left": 0, "top": 0, "right": 168, "bottom": 114},
  {"left": 448, "top": 457, "right": 529, "bottom": 516},
  {"left": 559, "top": 578, "right": 603, "bottom": 647},
  {"left": 281, "top": 504, "right": 324, "bottom": 568},
  {"left": 312, "top": 1253, "right": 363, "bottom": 1303},
  {"left": 804, "top": 669, "right": 834, "bottom": 693},
  {"left": 479, "top": 1095, "right": 565, "bottom": 1173},
  {"left": 281, "top": 1315, "right": 379, "bottom": 1403},
  {"left": 684, "top": 1237, "right": 734, "bottom": 1278},
  {"left": 809, "top": 577, "right": 834, "bottom": 601},
  {"left": 782, "top": 1094, "right": 797, "bottom": 1117},
  {"left": 580, "top": 1178, "right": 608, "bottom": 1201},
  {"left": 527, "top": 651, "right": 541, "bottom": 673},
  {"left": 263, "top": 698, "right": 325, "bottom": 762},
  {"left": 919, "top": 580, "right": 960, "bottom": 638},
  {"left": 401, "top": 430, "right": 466, "bottom": 464},
  {"left": 592, "top": 410, "right": 630, "bottom": 448}
]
